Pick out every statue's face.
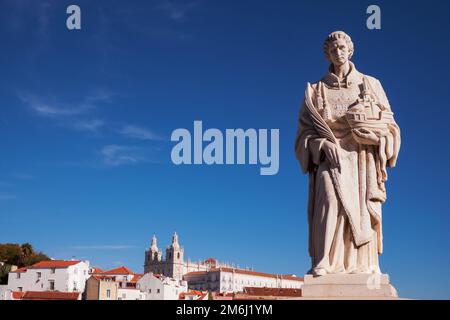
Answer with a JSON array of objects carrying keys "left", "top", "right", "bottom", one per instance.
[{"left": 327, "top": 39, "right": 350, "bottom": 66}]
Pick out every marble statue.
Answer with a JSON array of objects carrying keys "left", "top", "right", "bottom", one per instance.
[{"left": 295, "top": 31, "right": 401, "bottom": 278}]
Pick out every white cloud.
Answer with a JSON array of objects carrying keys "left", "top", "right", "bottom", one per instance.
[
  {"left": 119, "top": 125, "right": 163, "bottom": 141},
  {"left": 35, "top": 105, "right": 82, "bottom": 116},
  {"left": 18, "top": 90, "right": 114, "bottom": 119},
  {"left": 158, "top": 0, "right": 199, "bottom": 21},
  {"left": 19, "top": 94, "right": 91, "bottom": 118},
  {"left": 74, "top": 120, "right": 105, "bottom": 132},
  {"left": 100, "top": 145, "right": 146, "bottom": 166}
]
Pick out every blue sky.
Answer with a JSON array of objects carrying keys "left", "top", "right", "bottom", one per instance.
[{"left": 1, "top": 0, "right": 450, "bottom": 299}]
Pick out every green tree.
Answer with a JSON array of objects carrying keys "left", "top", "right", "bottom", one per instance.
[
  {"left": 0, "top": 243, "right": 50, "bottom": 284},
  {"left": 0, "top": 243, "right": 22, "bottom": 266},
  {"left": 0, "top": 263, "right": 12, "bottom": 285}
]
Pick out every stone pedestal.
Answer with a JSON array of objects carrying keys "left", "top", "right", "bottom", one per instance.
[{"left": 301, "top": 274, "right": 398, "bottom": 299}]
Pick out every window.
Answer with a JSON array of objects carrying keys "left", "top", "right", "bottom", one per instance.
[
  {"left": 106, "top": 289, "right": 111, "bottom": 298},
  {"left": 16, "top": 273, "right": 21, "bottom": 279},
  {"left": 148, "top": 289, "right": 151, "bottom": 293},
  {"left": 37, "top": 272, "right": 41, "bottom": 280},
  {"left": 177, "top": 252, "right": 180, "bottom": 259},
  {"left": 49, "top": 280, "right": 55, "bottom": 291},
  {"left": 50, "top": 268, "right": 56, "bottom": 274},
  {"left": 157, "top": 289, "right": 160, "bottom": 294},
  {"left": 17, "top": 287, "right": 23, "bottom": 292},
  {"left": 73, "top": 281, "right": 77, "bottom": 291}
]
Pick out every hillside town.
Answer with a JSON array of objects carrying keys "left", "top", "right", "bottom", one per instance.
[{"left": 0, "top": 233, "right": 303, "bottom": 300}]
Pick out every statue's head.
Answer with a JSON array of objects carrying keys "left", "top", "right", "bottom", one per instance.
[{"left": 323, "top": 31, "right": 354, "bottom": 67}]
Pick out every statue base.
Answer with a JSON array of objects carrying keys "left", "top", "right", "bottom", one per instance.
[{"left": 301, "top": 274, "right": 398, "bottom": 299}]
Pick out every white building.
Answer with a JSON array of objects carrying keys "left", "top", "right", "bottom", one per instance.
[
  {"left": 93, "top": 266, "right": 137, "bottom": 282},
  {"left": 137, "top": 272, "right": 188, "bottom": 300},
  {"left": 117, "top": 287, "right": 146, "bottom": 300},
  {"left": 7, "top": 260, "right": 90, "bottom": 294},
  {"left": 144, "top": 233, "right": 303, "bottom": 294},
  {"left": 0, "top": 285, "right": 9, "bottom": 300},
  {"left": 90, "top": 266, "right": 147, "bottom": 300},
  {"left": 183, "top": 267, "right": 303, "bottom": 293},
  {"left": 144, "top": 233, "right": 241, "bottom": 279}
]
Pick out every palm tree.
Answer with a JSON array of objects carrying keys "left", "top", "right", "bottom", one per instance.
[{"left": 21, "top": 243, "right": 33, "bottom": 258}]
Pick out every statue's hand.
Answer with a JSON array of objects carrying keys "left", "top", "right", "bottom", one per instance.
[
  {"left": 321, "top": 140, "right": 341, "bottom": 170},
  {"left": 352, "top": 128, "right": 380, "bottom": 145}
]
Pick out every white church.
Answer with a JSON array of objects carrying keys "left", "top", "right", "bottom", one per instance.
[
  {"left": 144, "top": 232, "right": 230, "bottom": 279},
  {"left": 144, "top": 233, "right": 303, "bottom": 293}
]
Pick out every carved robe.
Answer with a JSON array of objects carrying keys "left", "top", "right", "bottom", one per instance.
[{"left": 295, "top": 62, "right": 401, "bottom": 274}]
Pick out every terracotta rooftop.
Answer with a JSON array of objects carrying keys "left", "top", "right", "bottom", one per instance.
[
  {"left": 10, "top": 260, "right": 82, "bottom": 272},
  {"left": 130, "top": 274, "right": 144, "bottom": 283},
  {"left": 29, "top": 260, "right": 81, "bottom": 269},
  {"left": 179, "top": 290, "right": 208, "bottom": 300},
  {"left": 12, "top": 292, "right": 26, "bottom": 299},
  {"left": 10, "top": 267, "right": 28, "bottom": 273},
  {"left": 91, "top": 275, "right": 116, "bottom": 281},
  {"left": 205, "top": 257, "right": 217, "bottom": 264},
  {"left": 184, "top": 267, "right": 304, "bottom": 282},
  {"left": 102, "top": 266, "right": 135, "bottom": 275},
  {"left": 243, "top": 287, "right": 302, "bottom": 297},
  {"left": 16, "top": 291, "right": 80, "bottom": 300},
  {"left": 90, "top": 267, "right": 104, "bottom": 274}
]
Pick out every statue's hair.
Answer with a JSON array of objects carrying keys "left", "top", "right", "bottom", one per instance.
[{"left": 323, "top": 31, "right": 354, "bottom": 62}]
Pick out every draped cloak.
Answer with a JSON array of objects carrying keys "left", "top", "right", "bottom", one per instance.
[{"left": 295, "top": 63, "right": 401, "bottom": 263}]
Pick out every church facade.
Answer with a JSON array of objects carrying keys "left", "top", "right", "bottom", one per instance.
[
  {"left": 144, "top": 232, "right": 304, "bottom": 293},
  {"left": 144, "top": 232, "right": 228, "bottom": 279}
]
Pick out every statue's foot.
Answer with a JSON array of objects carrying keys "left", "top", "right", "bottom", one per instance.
[
  {"left": 312, "top": 267, "right": 327, "bottom": 277},
  {"left": 332, "top": 266, "right": 346, "bottom": 274},
  {"left": 370, "top": 266, "right": 382, "bottom": 274},
  {"left": 349, "top": 266, "right": 371, "bottom": 274}
]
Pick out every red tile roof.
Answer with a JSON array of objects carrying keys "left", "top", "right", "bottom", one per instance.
[
  {"left": 10, "top": 267, "right": 28, "bottom": 273},
  {"left": 91, "top": 275, "right": 116, "bottom": 281},
  {"left": 18, "top": 291, "right": 80, "bottom": 300},
  {"left": 205, "top": 257, "right": 217, "bottom": 264},
  {"left": 91, "top": 267, "right": 104, "bottom": 274},
  {"left": 179, "top": 290, "right": 208, "bottom": 300},
  {"left": 243, "top": 287, "right": 302, "bottom": 297},
  {"left": 12, "top": 292, "right": 25, "bottom": 299},
  {"left": 130, "top": 274, "right": 143, "bottom": 283},
  {"left": 211, "top": 292, "right": 235, "bottom": 300},
  {"left": 102, "top": 266, "right": 134, "bottom": 275},
  {"left": 184, "top": 267, "right": 304, "bottom": 282},
  {"left": 29, "top": 260, "right": 81, "bottom": 269}
]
